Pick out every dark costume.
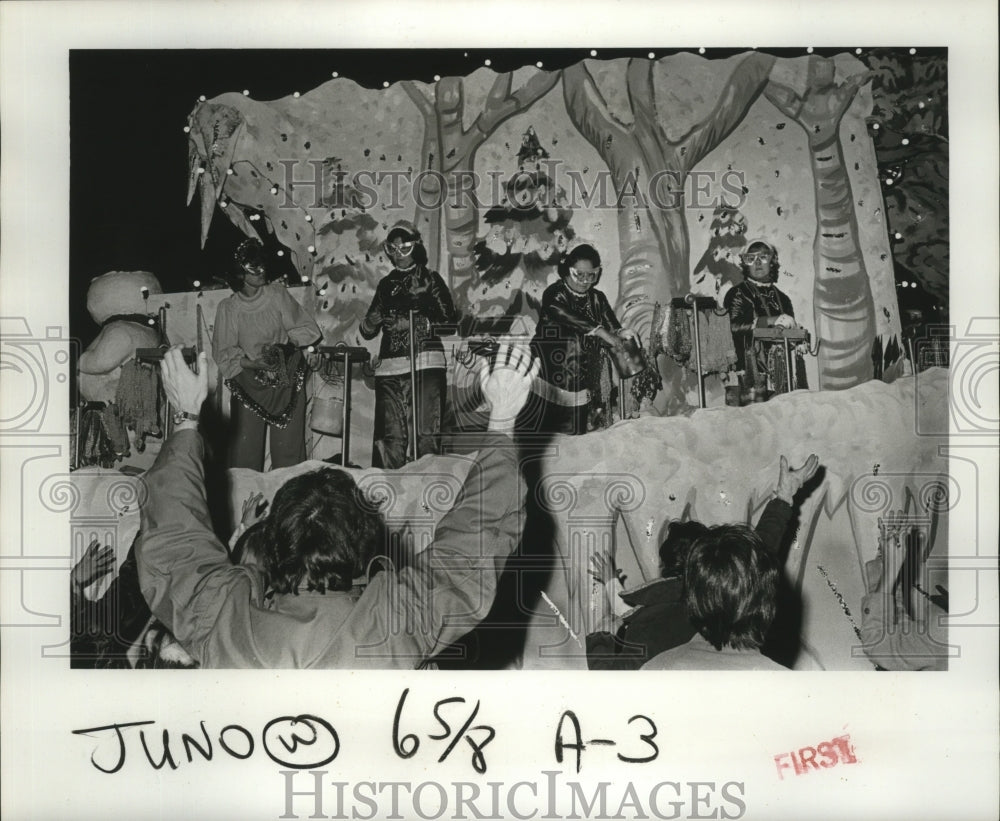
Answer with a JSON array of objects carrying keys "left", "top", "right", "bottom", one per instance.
[
  {"left": 361, "top": 266, "right": 456, "bottom": 468},
  {"left": 522, "top": 279, "right": 622, "bottom": 435},
  {"left": 724, "top": 279, "right": 807, "bottom": 393}
]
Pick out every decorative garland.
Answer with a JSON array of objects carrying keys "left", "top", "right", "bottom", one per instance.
[{"left": 226, "top": 360, "right": 306, "bottom": 429}]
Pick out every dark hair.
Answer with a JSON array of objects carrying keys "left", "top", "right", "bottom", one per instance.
[
  {"left": 135, "top": 621, "right": 199, "bottom": 669},
  {"left": 658, "top": 520, "right": 709, "bottom": 578},
  {"left": 262, "top": 468, "right": 384, "bottom": 595},
  {"left": 684, "top": 524, "right": 778, "bottom": 651},
  {"left": 228, "top": 238, "right": 268, "bottom": 291},
  {"left": 557, "top": 243, "right": 602, "bottom": 281},
  {"left": 741, "top": 241, "right": 780, "bottom": 283},
  {"left": 385, "top": 226, "right": 428, "bottom": 267}
]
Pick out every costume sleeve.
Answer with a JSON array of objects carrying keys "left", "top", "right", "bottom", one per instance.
[
  {"left": 541, "top": 284, "right": 600, "bottom": 335},
  {"left": 212, "top": 298, "right": 246, "bottom": 380},
  {"left": 596, "top": 289, "right": 623, "bottom": 333},
  {"left": 416, "top": 269, "right": 457, "bottom": 325},
  {"left": 322, "top": 434, "right": 524, "bottom": 667},
  {"left": 724, "top": 285, "right": 761, "bottom": 334},
  {"left": 135, "top": 429, "right": 259, "bottom": 666},
  {"left": 277, "top": 285, "right": 323, "bottom": 347},
  {"left": 753, "top": 498, "right": 793, "bottom": 555},
  {"left": 359, "top": 279, "right": 387, "bottom": 340},
  {"left": 779, "top": 288, "right": 796, "bottom": 320}
]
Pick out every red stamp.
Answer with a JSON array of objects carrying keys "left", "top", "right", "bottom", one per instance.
[{"left": 774, "top": 734, "right": 858, "bottom": 779}]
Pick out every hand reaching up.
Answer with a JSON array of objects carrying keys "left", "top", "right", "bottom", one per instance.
[
  {"left": 160, "top": 346, "right": 208, "bottom": 417},
  {"left": 71, "top": 539, "right": 115, "bottom": 597},
  {"left": 240, "top": 492, "right": 269, "bottom": 528},
  {"left": 478, "top": 342, "right": 540, "bottom": 434},
  {"left": 775, "top": 453, "right": 819, "bottom": 504}
]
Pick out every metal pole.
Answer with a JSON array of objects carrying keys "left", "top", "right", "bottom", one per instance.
[
  {"left": 341, "top": 350, "right": 352, "bottom": 466},
  {"left": 783, "top": 334, "right": 794, "bottom": 392},
  {"left": 687, "top": 295, "right": 706, "bottom": 408},
  {"left": 408, "top": 309, "right": 418, "bottom": 462},
  {"left": 619, "top": 377, "right": 626, "bottom": 422},
  {"left": 196, "top": 303, "right": 204, "bottom": 357}
]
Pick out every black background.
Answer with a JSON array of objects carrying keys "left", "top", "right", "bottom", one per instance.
[{"left": 70, "top": 47, "right": 923, "bottom": 348}]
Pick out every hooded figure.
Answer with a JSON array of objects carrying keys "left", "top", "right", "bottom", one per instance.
[
  {"left": 359, "top": 224, "right": 456, "bottom": 468},
  {"left": 521, "top": 242, "right": 636, "bottom": 435},
  {"left": 721, "top": 239, "right": 807, "bottom": 396}
]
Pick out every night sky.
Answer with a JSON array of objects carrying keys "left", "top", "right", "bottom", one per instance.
[{"left": 69, "top": 46, "right": 913, "bottom": 348}]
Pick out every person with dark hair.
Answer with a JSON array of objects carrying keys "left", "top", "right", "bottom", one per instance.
[
  {"left": 523, "top": 243, "right": 635, "bottom": 435},
  {"left": 360, "top": 225, "right": 456, "bottom": 468},
  {"left": 137, "top": 342, "right": 539, "bottom": 669},
  {"left": 260, "top": 466, "right": 383, "bottom": 594},
  {"left": 213, "top": 237, "right": 322, "bottom": 470},
  {"left": 642, "top": 521, "right": 789, "bottom": 671},
  {"left": 587, "top": 454, "right": 818, "bottom": 670},
  {"left": 720, "top": 239, "right": 807, "bottom": 398}
]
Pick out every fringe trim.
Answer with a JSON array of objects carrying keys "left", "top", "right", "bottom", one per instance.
[{"left": 226, "top": 361, "right": 306, "bottom": 428}]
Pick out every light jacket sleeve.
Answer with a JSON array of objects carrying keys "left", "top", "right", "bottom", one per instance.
[
  {"left": 277, "top": 284, "right": 322, "bottom": 347},
  {"left": 320, "top": 434, "right": 524, "bottom": 667},
  {"left": 212, "top": 298, "right": 246, "bottom": 380},
  {"left": 136, "top": 429, "right": 261, "bottom": 664}
]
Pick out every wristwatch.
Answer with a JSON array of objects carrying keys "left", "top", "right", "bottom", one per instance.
[{"left": 172, "top": 410, "right": 200, "bottom": 426}]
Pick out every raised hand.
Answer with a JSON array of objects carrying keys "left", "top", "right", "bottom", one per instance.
[
  {"left": 71, "top": 539, "right": 115, "bottom": 594},
  {"left": 477, "top": 341, "right": 540, "bottom": 433},
  {"left": 160, "top": 346, "right": 208, "bottom": 416},
  {"left": 588, "top": 548, "right": 618, "bottom": 585},
  {"left": 775, "top": 453, "right": 819, "bottom": 503},
  {"left": 240, "top": 492, "right": 268, "bottom": 527}
]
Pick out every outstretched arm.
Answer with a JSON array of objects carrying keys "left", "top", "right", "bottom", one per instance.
[
  {"left": 136, "top": 348, "right": 258, "bottom": 664},
  {"left": 330, "top": 343, "right": 540, "bottom": 667},
  {"left": 754, "top": 454, "right": 819, "bottom": 555}
]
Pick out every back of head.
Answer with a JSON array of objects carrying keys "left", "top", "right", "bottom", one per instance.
[
  {"left": 261, "top": 467, "right": 384, "bottom": 595},
  {"left": 658, "top": 519, "right": 709, "bottom": 578},
  {"left": 684, "top": 524, "right": 778, "bottom": 651}
]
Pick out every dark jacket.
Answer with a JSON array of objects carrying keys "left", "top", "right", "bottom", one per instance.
[
  {"left": 360, "top": 266, "right": 455, "bottom": 363},
  {"left": 587, "top": 497, "right": 793, "bottom": 670},
  {"left": 532, "top": 279, "right": 621, "bottom": 395},
  {"left": 724, "top": 278, "right": 795, "bottom": 374}
]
